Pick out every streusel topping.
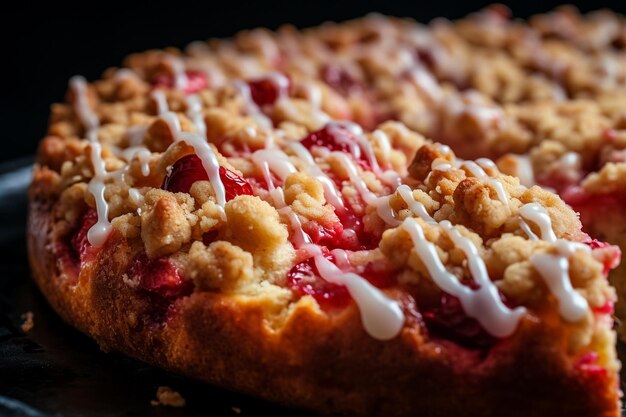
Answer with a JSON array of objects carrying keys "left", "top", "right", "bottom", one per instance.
[{"left": 37, "top": 9, "right": 620, "bottom": 352}]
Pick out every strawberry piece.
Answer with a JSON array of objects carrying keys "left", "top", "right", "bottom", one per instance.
[
  {"left": 583, "top": 239, "right": 621, "bottom": 276},
  {"left": 361, "top": 262, "right": 396, "bottom": 288},
  {"left": 287, "top": 254, "right": 351, "bottom": 309},
  {"left": 152, "top": 70, "right": 208, "bottom": 94},
  {"left": 574, "top": 352, "right": 609, "bottom": 383},
  {"left": 287, "top": 254, "right": 396, "bottom": 309},
  {"left": 248, "top": 75, "right": 290, "bottom": 106},
  {"left": 300, "top": 124, "right": 373, "bottom": 170},
  {"left": 70, "top": 209, "right": 99, "bottom": 265},
  {"left": 593, "top": 301, "right": 614, "bottom": 315},
  {"left": 422, "top": 293, "right": 496, "bottom": 349},
  {"left": 162, "top": 154, "right": 253, "bottom": 200},
  {"left": 129, "top": 253, "right": 192, "bottom": 299},
  {"left": 302, "top": 220, "right": 344, "bottom": 248},
  {"left": 300, "top": 125, "right": 359, "bottom": 155},
  {"left": 335, "top": 204, "right": 379, "bottom": 250}
]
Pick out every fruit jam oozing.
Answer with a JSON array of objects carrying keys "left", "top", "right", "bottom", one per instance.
[
  {"left": 248, "top": 75, "right": 291, "bottom": 106},
  {"left": 152, "top": 70, "right": 208, "bottom": 94},
  {"left": 574, "top": 352, "right": 609, "bottom": 383},
  {"left": 162, "top": 154, "right": 254, "bottom": 199},
  {"left": 287, "top": 254, "right": 396, "bottom": 310},
  {"left": 300, "top": 125, "right": 370, "bottom": 168},
  {"left": 70, "top": 209, "right": 99, "bottom": 266},
  {"left": 422, "top": 293, "right": 497, "bottom": 349},
  {"left": 128, "top": 252, "right": 194, "bottom": 323}
]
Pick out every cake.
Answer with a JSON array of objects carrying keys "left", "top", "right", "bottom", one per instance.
[{"left": 28, "top": 6, "right": 624, "bottom": 416}]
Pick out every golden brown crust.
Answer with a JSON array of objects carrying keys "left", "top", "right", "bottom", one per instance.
[
  {"left": 29, "top": 181, "right": 620, "bottom": 417},
  {"left": 26, "top": 7, "right": 626, "bottom": 416}
]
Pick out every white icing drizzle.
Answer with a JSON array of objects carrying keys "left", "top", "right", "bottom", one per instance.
[
  {"left": 70, "top": 76, "right": 112, "bottom": 247},
  {"left": 269, "top": 187, "right": 312, "bottom": 248},
  {"left": 151, "top": 90, "right": 169, "bottom": 115},
  {"left": 510, "top": 154, "right": 536, "bottom": 188},
  {"left": 120, "top": 147, "right": 151, "bottom": 176},
  {"left": 519, "top": 204, "right": 557, "bottom": 242},
  {"left": 285, "top": 142, "right": 345, "bottom": 209},
  {"left": 250, "top": 139, "right": 404, "bottom": 340},
  {"left": 159, "top": 112, "right": 227, "bottom": 212},
  {"left": 396, "top": 185, "right": 434, "bottom": 223},
  {"left": 177, "top": 134, "right": 225, "bottom": 209},
  {"left": 371, "top": 182, "right": 526, "bottom": 337},
  {"left": 126, "top": 125, "right": 149, "bottom": 147},
  {"left": 326, "top": 121, "right": 401, "bottom": 187},
  {"left": 85, "top": 142, "right": 112, "bottom": 246},
  {"left": 327, "top": 121, "right": 366, "bottom": 162},
  {"left": 401, "top": 218, "right": 525, "bottom": 337},
  {"left": 303, "top": 243, "right": 405, "bottom": 341},
  {"left": 251, "top": 149, "right": 297, "bottom": 183},
  {"left": 330, "top": 152, "right": 377, "bottom": 205},
  {"left": 374, "top": 195, "right": 400, "bottom": 226},
  {"left": 301, "top": 83, "right": 323, "bottom": 108},
  {"left": 234, "top": 80, "right": 273, "bottom": 128},
  {"left": 128, "top": 188, "right": 144, "bottom": 208},
  {"left": 459, "top": 160, "right": 509, "bottom": 207},
  {"left": 165, "top": 55, "right": 189, "bottom": 90},
  {"left": 372, "top": 130, "right": 392, "bottom": 169},
  {"left": 185, "top": 95, "right": 207, "bottom": 137},
  {"left": 113, "top": 68, "right": 138, "bottom": 82},
  {"left": 409, "top": 67, "right": 444, "bottom": 104},
  {"left": 519, "top": 203, "right": 590, "bottom": 322}
]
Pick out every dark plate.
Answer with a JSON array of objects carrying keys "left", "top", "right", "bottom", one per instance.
[{"left": 0, "top": 158, "right": 624, "bottom": 417}]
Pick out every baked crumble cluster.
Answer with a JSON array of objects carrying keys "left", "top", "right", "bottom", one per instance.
[{"left": 29, "top": 5, "right": 626, "bottom": 416}]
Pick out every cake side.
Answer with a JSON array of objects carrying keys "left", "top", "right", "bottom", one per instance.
[{"left": 27, "top": 7, "right": 625, "bottom": 417}]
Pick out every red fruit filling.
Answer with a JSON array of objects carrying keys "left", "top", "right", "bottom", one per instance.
[
  {"left": 300, "top": 125, "right": 373, "bottom": 172},
  {"left": 582, "top": 238, "right": 621, "bottom": 276},
  {"left": 152, "top": 70, "right": 208, "bottom": 94},
  {"left": 321, "top": 64, "right": 362, "bottom": 95},
  {"left": 248, "top": 75, "right": 290, "bottom": 106},
  {"left": 287, "top": 254, "right": 397, "bottom": 310},
  {"left": 70, "top": 209, "right": 99, "bottom": 266},
  {"left": 57, "top": 208, "right": 100, "bottom": 277},
  {"left": 302, "top": 220, "right": 344, "bottom": 248},
  {"left": 335, "top": 203, "right": 379, "bottom": 250},
  {"left": 129, "top": 253, "right": 191, "bottom": 299},
  {"left": 162, "top": 154, "right": 253, "bottom": 200},
  {"left": 287, "top": 254, "right": 351, "bottom": 309},
  {"left": 422, "top": 293, "right": 497, "bottom": 349},
  {"left": 563, "top": 186, "right": 624, "bottom": 222},
  {"left": 574, "top": 352, "right": 608, "bottom": 382},
  {"left": 301, "top": 124, "right": 359, "bottom": 156},
  {"left": 128, "top": 252, "right": 194, "bottom": 323}
]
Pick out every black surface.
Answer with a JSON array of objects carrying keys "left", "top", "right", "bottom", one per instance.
[
  {"left": 0, "top": 159, "right": 312, "bottom": 417},
  {"left": 3, "top": 0, "right": 626, "bottom": 164}
]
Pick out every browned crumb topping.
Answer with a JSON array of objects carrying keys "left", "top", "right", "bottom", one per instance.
[{"left": 31, "top": 6, "right": 623, "bottom": 360}]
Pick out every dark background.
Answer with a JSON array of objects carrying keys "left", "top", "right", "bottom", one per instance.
[{"left": 3, "top": 0, "right": 626, "bottom": 163}]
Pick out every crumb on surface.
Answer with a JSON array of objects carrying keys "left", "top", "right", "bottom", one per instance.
[
  {"left": 150, "top": 386, "right": 186, "bottom": 407},
  {"left": 21, "top": 311, "right": 34, "bottom": 333}
]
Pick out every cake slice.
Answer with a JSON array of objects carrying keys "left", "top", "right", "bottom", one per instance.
[{"left": 28, "top": 9, "right": 623, "bottom": 417}]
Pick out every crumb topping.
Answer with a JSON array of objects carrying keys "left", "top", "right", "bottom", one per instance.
[{"left": 34, "top": 8, "right": 622, "bottom": 353}]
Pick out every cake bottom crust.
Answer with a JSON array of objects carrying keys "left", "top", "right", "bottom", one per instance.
[{"left": 27, "top": 191, "right": 621, "bottom": 417}]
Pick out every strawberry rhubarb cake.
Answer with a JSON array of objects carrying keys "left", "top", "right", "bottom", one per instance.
[{"left": 28, "top": 6, "right": 625, "bottom": 417}]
